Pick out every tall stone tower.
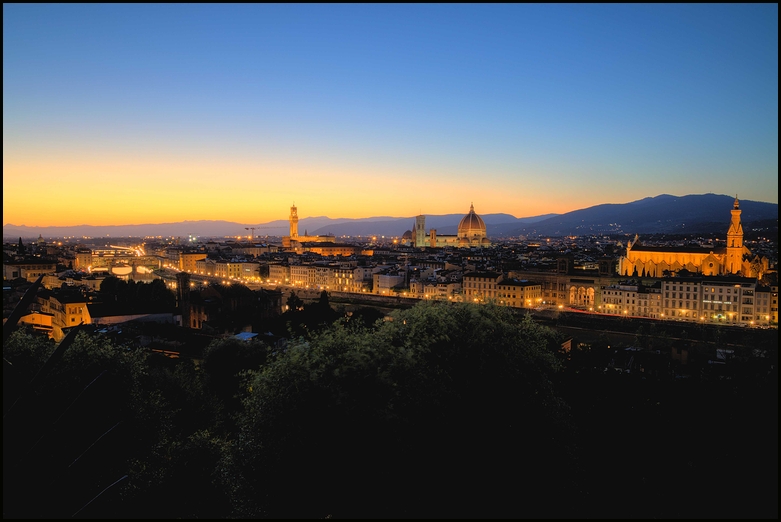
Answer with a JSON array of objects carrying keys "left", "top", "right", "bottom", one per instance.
[
  {"left": 289, "top": 204, "right": 299, "bottom": 239},
  {"left": 415, "top": 215, "right": 426, "bottom": 248},
  {"left": 725, "top": 196, "right": 744, "bottom": 274}
]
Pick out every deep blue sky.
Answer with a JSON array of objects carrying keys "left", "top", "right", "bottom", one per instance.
[{"left": 4, "top": 4, "right": 778, "bottom": 226}]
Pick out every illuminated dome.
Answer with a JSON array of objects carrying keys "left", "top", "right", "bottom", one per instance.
[
  {"left": 458, "top": 204, "right": 487, "bottom": 243},
  {"left": 402, "top": 229, "right": 413, "bottom": 240}
]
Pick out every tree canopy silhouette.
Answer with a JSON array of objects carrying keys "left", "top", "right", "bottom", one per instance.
[{"left": 231, "top": 301, "right": 575, "bottom": 518}]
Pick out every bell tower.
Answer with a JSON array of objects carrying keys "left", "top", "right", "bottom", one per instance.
[
  {"left": 289, "top": 204, "right": 299, "bottom": 239},
  {"left": 725, "top": 196, "right": 744, "bottom": 274},
  {"left": 415, "top": 215, "right": 426, "bottom": 248}
]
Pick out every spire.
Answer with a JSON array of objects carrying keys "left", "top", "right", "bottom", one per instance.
[
  {"left": 734, "top": 195, "right": 739, "bottom": 209},
  {"left": 470, "top": 203, "right": 474, "bottom": 213}
]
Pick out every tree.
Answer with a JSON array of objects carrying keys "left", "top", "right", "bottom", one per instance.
[
  {"left": 100, "top": 276, "right": 128, "bottom": 303},
  {"left": 281, "top": 289, "right": 340, "bottom": 338},
  {"left": 4, "top": 327, "right": 235, "bottom": 519},
  {"left": 286, "top": 290, "right": 303, "bottom": 311},
  {"left": 230, "top": 301, "right": 577, "bottom": 518},
  {"left": 201, "top": 337, "right": 268, "bottom": 411},
  {"left": 317, "top": 289, "right": 329, "bottom": 307},
  {"left": 135, "top": 278, "right": 176, "bottom": 312},
  {"left": 99, "top": 276, "right": 176, "bottom": 313},
  {"left": 306, "top": 289, "right": 339, "bottom": 327},
  {"left": 346, "top": 306, "right": 385, "bottom": 329},
  {"left": 3, "top": 330, "right": 155, "bottom": 518}
]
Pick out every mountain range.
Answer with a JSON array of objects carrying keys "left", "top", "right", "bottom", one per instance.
[{"left": 3, "top": 194, "right": 777, "bottom": 240}]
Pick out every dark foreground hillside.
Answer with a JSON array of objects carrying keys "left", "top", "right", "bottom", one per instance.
[{"left": 3, "top": 301, "right": 777, "bottom": 519}]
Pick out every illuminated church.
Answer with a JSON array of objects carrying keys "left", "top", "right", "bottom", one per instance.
[
  {"left": 410, "top": 204, "right": 491, "bottom": 248},
  {"left": 617, "top": 197, "right": 769, "bottom": 279}
]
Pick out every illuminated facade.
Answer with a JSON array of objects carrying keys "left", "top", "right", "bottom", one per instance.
[
  {"left": 414, "top": 204, "right": 491, "bottom": 248},
  {"left": 755, "top": 285, "right": 778, "bottom": 325},
  {"left": 18, "top": 311, "right": 54, "bottom": 336},
  {"left": 179, "top": 251, "right": 207, "bottom": 272},
  {"left": 409, "top": 280, "right": 462, "bottom": 300},
  {"left": 496, "top": 279, "right": 542, "bottom": 308},
  {"left": 601, "top": 281, "right": 663, "bottom": 319},
  {"left": 282, "top": 204, "right": 335, "bottom": 249},
  {"left": 38, "top": 292, "right": 91, "bottom": 341},
  {"left": 463, "top": 271, "right": 504, "bottom": 301},
  {"left": 3, "top": 260, "right": 57, "bottom": 282},
  {"left": 75, "top": 249, "right": 92, "bottom": 269},
  {"left": 457, "top": 204, "right": 490, "bottom": 247},
  {"left": 462, "top": 271, "right": 542, "bottom": 308},
  {"left": 661, "top": 276, "right": 767, "bottom": 325},
  {"left": 298, "top": 243, "right": 364, "bottom": 256},
  {"left": 618, "top": 198, "right": 769, "bottom": 279},
  {"left": 373, "top": 271, "right": 406, "bottom": 295},
  {"left": 268, "top": 263, "right": 291, "bottom": 284},
  {"left": 287, "top": 263, "right": 374, "bottom": 292}
]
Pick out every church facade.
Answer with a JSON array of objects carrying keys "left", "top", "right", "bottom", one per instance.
[
  {"left": 410, "top": 204, "right": 491, "bottom": 248},
  {"left": 617, "top": 198, "right": 769, "bottom": 279}
]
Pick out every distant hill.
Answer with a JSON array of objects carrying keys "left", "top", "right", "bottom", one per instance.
[
  {"left": 3, "top": 194, "right": 776, "bottom": 240},
  {"left": 2, "top": 213, "right": 556, "bottom": 240},
  {"left": 2, "top": 217, "right": 340, "bottom": 241},
  {"left": 505, "top": 194, "right": 777, "bottom": 237},
  {"left": 310, "top": 213, "right": 555, "bottom": 237}
]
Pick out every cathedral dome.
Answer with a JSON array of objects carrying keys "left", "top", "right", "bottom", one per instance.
[{"left": 458, "top": 204, "right": 486, "bottom": 238}]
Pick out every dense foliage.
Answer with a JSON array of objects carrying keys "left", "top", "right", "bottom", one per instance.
[
  {"left": 99, "top": 276, "right": 176, "bottom": 313},
  {"left": 3, "top": 300, "right": 777, "bottom": 519},
  {"left": 233, "top": 302, "right": 573, "bottom": 518}
]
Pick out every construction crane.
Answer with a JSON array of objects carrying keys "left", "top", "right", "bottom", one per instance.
[{"left": 245, "top": 227, "right": 256, "bottom": 241}]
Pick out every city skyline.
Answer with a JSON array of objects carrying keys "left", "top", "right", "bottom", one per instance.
[{"left": 4, "top": 4, "right": 778, "bottom": 227}]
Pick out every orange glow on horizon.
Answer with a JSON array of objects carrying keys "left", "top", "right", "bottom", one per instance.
[
  {"left": 3, "top": 153, "right": 694, "bottom": 228},
  {"left": 3, "top": 157, "right": 595, "bottom": 227}
]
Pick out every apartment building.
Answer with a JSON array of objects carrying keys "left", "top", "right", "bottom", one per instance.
[
  {"left": 3, "top": 259, "right": 58, "bottom": 282},
  {"left": 268, "top": 263, "right": 291, "bottom": 284},
  {"left": 462, "top": 271, "right": 504, "bottom": 302},
  {"left": 754, "top": 285, "right": 778, "bottom": 325},
  {"left": 37, "top": 290, "right": 91, "bottom": 340},
  {"left": 410, "top": 281, "right": 462, "bottom": 300},
  {"left": 179, "top": 251, "right": 207, "bottom": 272},
  {"left": 661, "top": 276, "right": 764, "bottom": 325},
  {"left": 496, "top": 278, "right": 542, "bottom": 309}
]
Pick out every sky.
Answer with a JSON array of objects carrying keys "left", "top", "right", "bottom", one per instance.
[{"left": 3, "top": 4, "right": 778, "bottom": 227}]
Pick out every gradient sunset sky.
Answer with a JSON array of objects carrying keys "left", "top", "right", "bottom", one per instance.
[{"left": 3, "top": 4, "right": 778, "bottom": 227}]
